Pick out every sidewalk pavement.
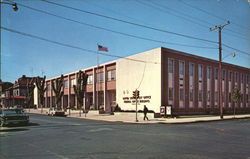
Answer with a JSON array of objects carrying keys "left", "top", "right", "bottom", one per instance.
[{"left": 25, "top": 108, "right": 250, "bottom": 124}]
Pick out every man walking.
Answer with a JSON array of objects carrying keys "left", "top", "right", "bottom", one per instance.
[{"left": 143, "top": 105, "right": 149, "bottom": 121}]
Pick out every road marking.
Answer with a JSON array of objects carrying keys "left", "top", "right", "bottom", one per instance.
[{"left": 88, "top": 127, "right": 113, "bottom": 132}]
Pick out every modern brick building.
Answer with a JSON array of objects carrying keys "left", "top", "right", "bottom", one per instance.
[{"left": 44, "top": 47, "right": 250, "bottom": 116}]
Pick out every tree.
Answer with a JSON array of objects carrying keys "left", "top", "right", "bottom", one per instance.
[
  {"left": 73, "top": 70, "right": 88, "bottom": 117},
  {"left": 25, "top": 83, "right": 35, "bottom": 111},
  {"left": 52, "top": 75, "right": 64, "bottom": 109},
  {"left": 35, "top": 76, "right": 47, "bottom": 113},
  {"left": 231, "top": 87, "right": 241, "bottom": 118},
  {"left": 24, "top": 78, "right": 35, "bottom": 111}
]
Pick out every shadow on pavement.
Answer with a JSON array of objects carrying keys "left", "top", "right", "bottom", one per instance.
[
  {"left": 1, "top": 122, "right": 40, "bottom": 128},
  {"left": 0, "top": 128, "right": 29, "bottom": 132}
]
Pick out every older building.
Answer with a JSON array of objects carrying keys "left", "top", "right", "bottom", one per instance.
[
  {"left": 0, "top": 81, "right": 13, "bottom": 107},
  {"left": 44, "top": 47, "right": 250, "bottom": 116},
  {"left": 2, "top": 75, "right": 37, "bottom": 108}
]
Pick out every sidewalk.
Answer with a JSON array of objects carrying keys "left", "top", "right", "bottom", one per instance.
[{"left": 25, "top": 108, "right": 250, "bottom": 124}]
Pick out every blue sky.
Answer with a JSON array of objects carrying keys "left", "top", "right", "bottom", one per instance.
[{"left": 1, "top": 0, "right": 250, "bottom": 82}]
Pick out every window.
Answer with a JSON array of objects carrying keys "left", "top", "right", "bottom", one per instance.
[
  {"left": 168, "top": 88, "right": 173, "bottom": 101},
  {"left": 222, "top": 70, "right": 226, "bottom": 80},
  {"left": 63, "top": 80, "right": 68, "bottom": 88},
  {"left": 235, "top": 72, "right": 238, "bottom": 82},
  {"left": 247, "top": 94, "right": 249, "bottom": 103},
  {"left": 229, "top": 71, "right": 232, "bottom": 82},
  {"left": 207, "top": 67, "right": 211, "bottom": 79},
  {"left": 179, "top": 88, "right": 184, "bottom": 101},
  {"left": 47, "top": 84, "right": 51, "bottom": 91},
  {"left": 215, "top": 68, "right": 218, "bottom": 80},
  {"left": 207, "top": 91, "right": 211, "bottom": 101},
  {"left": 198, "top": 64, "right": 203, "bottom": 78},
  {"left": 87, "top": 75, "right": 93, "bottom": 84},
  {"left": 241, "top": 74, "right": 244, "bottom": 83},
  {"left": 179, "top": 61, "right": 185, "bottom": 75},
  {"left": 215, "top": 92, "right": 218, "bottom": 102},
  {"left": 97, "top": 72, "right": 104, "bottom": 83},
  {"left": 229, "top": 93, "right": 231, "bottom": 103},
  {"left": 168, "top": 59, "right": 174, "bottom": 73},
  {"left": 198, "top": 90, "right": 202, "bottom": 102},
  {"left": 189, "top": 63, "right": 194, "bottom": 77},
  {"left": 247, "top": 75, "right": 249, "bottom": 84},
  {"left": 190, "top": 89, "right": 194, "bottom": 102},
  {"left": 222, "top": 93, "right": 224, "bottom": 103},
  {"left": 70, "top": 79, "right": 76, "bottom": 87},
  {"left": 107, "top": 70, "right": 116, "bottom": 81}
]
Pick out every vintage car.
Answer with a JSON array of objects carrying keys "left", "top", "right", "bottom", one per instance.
[
  {"left": 47, "top": 107, "right": 66, "bottom": 117},
  {"left": 0, "top": 109, "right": 29, "bottom": 127}
]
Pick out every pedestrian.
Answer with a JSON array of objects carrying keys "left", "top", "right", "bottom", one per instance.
[{"left": 143, "top": 105, "right": 149, "bottom": 121}]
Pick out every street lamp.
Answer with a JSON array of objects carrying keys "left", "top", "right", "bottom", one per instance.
[
  {"left": 222, "top": 52, "right": 236, "bottom": 60},
  {"left": 0, "top": 1, "right": 18, "bottom": 11},
  {"left": 220, "top": 52, "right": 236, "bottom": 118},
  {"left": 0, "top": 1, "right": 18, "bottom": 82}
]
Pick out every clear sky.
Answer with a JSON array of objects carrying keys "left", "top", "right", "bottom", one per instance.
[{"left": 1, "top": 0, "right": 250, "bottom": 82}]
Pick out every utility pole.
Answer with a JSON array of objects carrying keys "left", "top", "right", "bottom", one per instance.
[{"left": 210, "top": 21, "right": 230, "bottom": 119}]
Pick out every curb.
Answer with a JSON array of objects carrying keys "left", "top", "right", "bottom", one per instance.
[{"left": 26, "top": 111, "right": 250, "bottom": 124}]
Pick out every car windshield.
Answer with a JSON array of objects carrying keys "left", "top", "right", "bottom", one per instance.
[{"left": 2, "top": 109, "right": 23, "bottom": 115}]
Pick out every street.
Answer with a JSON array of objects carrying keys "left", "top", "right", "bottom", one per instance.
[{"left": 0, "top": 114, "right": 250, "bottom": 159}]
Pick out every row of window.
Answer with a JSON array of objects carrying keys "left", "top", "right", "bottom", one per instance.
[
  {"left": 88, "top": 70, "right": 116, "bottom": 84},
  {"left": 168, "top": 59, "right": 249, "bottom": 83},
  {"left": 46, "top": 70, "right": 116, "bottom": 89},
  {"left": 168, "top": 88, "right": 249, "bottom": 104}
]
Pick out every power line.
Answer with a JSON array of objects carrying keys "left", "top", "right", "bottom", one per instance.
[
  {"left": 39, "top": 0, "right": 218, "bottom": 44},
  {"left": 0, "top": 26, "right": 161, "bottom": 64},
  {"left": 82, "top": 1, "right": 153, "bottom": 27},
  {"left": 140, "top": 0, "right": 250, "bottom": 41},
  {"left": 10, "top": 1, "right": 217, "bottom": 49},
  {"left": 224, "top": 28, "right": 250, "bottom": 41},
  {"left": 180, "top": 0, "right": 250, "bottom": 31},
  {"left": 222, "top": 43, "right": 250, "bottom": 56},
  {"left": 136, "top": 0, "right": 209, "bottom": 29}
]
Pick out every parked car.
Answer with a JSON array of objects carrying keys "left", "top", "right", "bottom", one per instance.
[
  {"left": 47, "top": 108, "right": 66, "bottom": 117},
  {"left": 13, "top": 105, "right": 24, "bottom": 112},
  {"left": 0, "top": 109, "right": 29, "bottom": 127}
]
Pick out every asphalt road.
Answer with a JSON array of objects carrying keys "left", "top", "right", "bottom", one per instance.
[{"left": 0, "top": 114, "right": 250, "bottom": 159}]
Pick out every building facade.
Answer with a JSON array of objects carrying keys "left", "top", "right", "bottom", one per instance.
[
  {"left": 2, "top": 75, "right": 37, "bottom": 108},
  {"left": 44, "top": 47, "right": 250, "bottom": 116}
]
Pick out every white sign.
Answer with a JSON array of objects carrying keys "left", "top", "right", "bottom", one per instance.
[{"left": 166, "top": 106, "right": 171, "bottom": 115}]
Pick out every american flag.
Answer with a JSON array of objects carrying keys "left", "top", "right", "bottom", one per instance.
[{"left": 98, "top": 45, "right": 108, "bottom": 52}]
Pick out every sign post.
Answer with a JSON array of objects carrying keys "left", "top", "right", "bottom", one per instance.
[{"left": 133, "top": 89, "right": 140, "bottom": 122}]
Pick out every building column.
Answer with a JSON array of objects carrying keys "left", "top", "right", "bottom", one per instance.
[
  {"left": 75, "top": 72, "right": 78, "bottom": 109},
  {"left": 68, "top": 75, "right": 70, "bottom": 108},
  {"left": 50, "top": 80, "right": 53, "bottom": 108},
  {"left": 44, "top": 82, "right": 48, "bottom": 108},
  {"left": 104, "top": 65, "right": 107, "bottom": 112},
  {"left": 93, "top": 68, "right": 96, "bottom": 109},
  {"left": 83, "top": 71, "right": 86, "bottom": 110},
  {"left": 61, "top": 89, "right": 64, "bottom": 109}
]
